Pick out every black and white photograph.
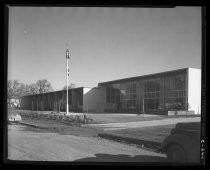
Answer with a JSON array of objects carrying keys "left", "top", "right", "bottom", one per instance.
[{"left": 5, "top": 5, "right": 205, "bottom": 165}]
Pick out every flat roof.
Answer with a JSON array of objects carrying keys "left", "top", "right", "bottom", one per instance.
[
  {"left": 98, "top": 68, "right": 191, "bottom": 86},
  {"left": 21, "top": 86, "right": 84, "bottom": 97}
]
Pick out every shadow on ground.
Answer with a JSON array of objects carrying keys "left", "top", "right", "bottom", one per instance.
[{"left": 74, "top": 153, "right": 168, "bottom": 162}]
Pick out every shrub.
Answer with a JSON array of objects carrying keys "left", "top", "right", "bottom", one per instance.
[{"left": 19, "top": 111, "right": 93, "bottom": 125}]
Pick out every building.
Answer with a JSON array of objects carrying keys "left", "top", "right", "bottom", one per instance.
[
  {"left": 20, "top": 68, "right": 201, "bottom": 115},
  {"left": 20, "top": 87, "right": 84, "bottom": 112}
]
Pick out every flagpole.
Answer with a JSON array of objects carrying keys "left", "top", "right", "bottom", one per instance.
[{"left": 66, "top": 45, "right": 70, "bottom": 115}]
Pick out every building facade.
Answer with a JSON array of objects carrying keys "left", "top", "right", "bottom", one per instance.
[
  {"left": 20, "top": 68, "right": 201, "bottom": 115},
  {"left": 20, "top": 87, "right": 84, "bottom": 112},
  {"left": 97, "top": 68, "right": 201, "bottom": 115}
]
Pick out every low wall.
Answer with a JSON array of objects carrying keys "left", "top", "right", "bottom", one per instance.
[{"left": 168, "top": 110, "right": 195, "bottom": 116}]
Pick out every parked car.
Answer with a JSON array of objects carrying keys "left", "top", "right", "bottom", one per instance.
[
  {"left": 8, "top": 113, "right": 22, "bottom": 124},
  {"left": 161, "top": 122, "right": 200, "bottom": 163}
]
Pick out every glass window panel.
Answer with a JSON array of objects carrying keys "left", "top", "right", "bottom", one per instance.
[
  {"left": 178, "top": 91, "right": 183, "bottom": 97},
  {"left": 116, "top": 89, "right": 120, "bottom": 96},
  {"left": 111, "top": 98, "right": 115, "bottom": 103},
  {"left": 132, "top": 100, "right": 136, "bottom": 107},
  {"left": 113, "top": 84, "right": 120, "bottom": 89},
  {"left": 175, "top": 75, "right": 185, "bottom": 90},
  {"left": 110, "top": 87, "right": 115, "bottom": 103},
  {"left": 132, "top": 94, "right": 137, "bottom": 100},
  {"left": 120, "top": 89, "right": 126, "bottom": 95},
  {"left": 145, "top": 99, "right": 156, "bottom": 111},
  {"left": 174, "top": 91, "right": 179, "bottom": 97},
  {"left": 132, "top": 83, "right": 136, "bottom": 93},
  {"left": 145, "top": 81, "right": 157, "bottom": 92},
  {"left": 156, "top": 98, "right": 164, "bottom": 110},
  {"left": 164, "top": 77, "right": 176, "bottom": 91},
  {"left": 106, "top": 95, "right": 110, "bottom": 103},
  {"left": 116, "top": 95, "right": 120, "bottom": 103},
  {"left": 156, "top": 80, "right": 161, "bottom": 91},
  {"left": 121, "top": 94, "right": 126, "bottom": 100},
  {"left": 122, "top": 101, "right": 127, "bottom": 109},
  {"left": 106, "top": 87, "right": 110, "bottom": 103},
  {"left": 174, "top": 97, "right": 185, "bottom": 110},
  {"left": 164, "top": 78, "right": 170, "bottom": 91},
  {"left": 156, "top": 92, "right": 160, "bottom": 98},
  {"left": 120, "top": 83, "right": 126, "bottom": 90},
  {"left": 170, "top": 77, "right": 175, "bottom": 90}
]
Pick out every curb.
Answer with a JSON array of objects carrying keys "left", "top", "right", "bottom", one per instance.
[
  {"left": 98, "top": 133, "right": 162, "bottom": 152},
  {"left": 19, "top": 122, "right": 49, "bottom": 130}
]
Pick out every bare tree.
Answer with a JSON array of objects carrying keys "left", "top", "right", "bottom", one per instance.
[
  {"left": 63, "top": 83, "right": 76, "bottom": 90},
  {"left": 7, "top": 80, "right": 21, "bottom": 99},
  {"left": 17, "top": 83, "right": 28, "bottom": 97},
  {"left": 8, "top": 80, "right": 32, "bottom": 98},
  {"left": 24, "top": 84, "right": 31, "bottom": 95},
  {"left": 8, "top": 79, "right": 54, "bottom": 99},
  {"left": 36, "top": 79, "right": 53, "bottom": 93},
  {"left": 28, "top": 83, "right": 39, "bottom": 94}
]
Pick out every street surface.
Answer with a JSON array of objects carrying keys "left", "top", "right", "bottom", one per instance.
[
  {"left": 8, "top": 125, "right": 167, "bottom": 162},
  {"left": 84, "top": 117, "right": 200, "bottom": 130}
]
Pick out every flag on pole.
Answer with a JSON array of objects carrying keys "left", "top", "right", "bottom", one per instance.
[{"left": 66, "top": 49, "right": 70, "bottom": 59}]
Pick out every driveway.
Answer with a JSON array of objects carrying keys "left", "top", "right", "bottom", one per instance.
[{"left": 83, "top": 117, "right": 200, "bottom": 131}]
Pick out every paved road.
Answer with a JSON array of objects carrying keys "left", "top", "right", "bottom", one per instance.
[
  {"left": 84, "top": 117, "right": 200, "bottom": 131},
  {"left": 7, "top": 125, "right": 167, "bottom": 162}
]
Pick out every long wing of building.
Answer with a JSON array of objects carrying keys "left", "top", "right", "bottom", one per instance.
[{"left": 20, "top": 68, "right": 201, "bottom": 115}]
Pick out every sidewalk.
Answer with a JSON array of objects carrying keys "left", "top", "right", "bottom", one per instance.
[{"left": 83, "top": 117, "right": 200, "bottom": 131}]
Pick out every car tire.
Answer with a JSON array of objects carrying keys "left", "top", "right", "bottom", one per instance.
[{"left": 166, "top": 144, "right": 187, "bottom": 163}]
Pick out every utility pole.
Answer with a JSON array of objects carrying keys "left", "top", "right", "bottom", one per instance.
[{"left": 66, "top": 44, "right": 70, "bottom": 115}]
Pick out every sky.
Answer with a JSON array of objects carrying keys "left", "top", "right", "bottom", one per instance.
[{"left": 8, "top": 7, "right": 201, "bottom": 91}]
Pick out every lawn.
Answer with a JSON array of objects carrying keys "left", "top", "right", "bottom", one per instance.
[
  {"left": 21, "top": 116, "right": 175, "bottom": 143},
  {"left": 16, "top": 109, "right": 200, "bottom": 124},
  {"left": 87, "top": 113, "right": 200, "bottom": 124},
  {"left": 102, "top": 124, "right": 176, "bottom": 143},
  {"left": 16, "top": 110, "right": 199, "bottom": 145}
]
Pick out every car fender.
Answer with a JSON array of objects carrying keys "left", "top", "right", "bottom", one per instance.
[{"left": 162, "top": 134, "right": 200, "bottom": 162}]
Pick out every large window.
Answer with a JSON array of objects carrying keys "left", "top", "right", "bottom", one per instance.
[
  {"left": 164, "top": 74, "right": 186, "bottom": 110},
  {"left": 143, "top": 74, "right": 186, "bottom": 112},
  {"left": 144, "top": 79, "right": 163, "bottom": 111},
  {"left": 105, "top": 72, "right": 186, "bottom": 113},
  {"left": 106, "top": 82, "right": 137, "bottom": 111}
]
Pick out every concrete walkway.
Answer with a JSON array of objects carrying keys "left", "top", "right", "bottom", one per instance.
[{"left": 83, "top": 117, "right": 200, "bottom": 131}]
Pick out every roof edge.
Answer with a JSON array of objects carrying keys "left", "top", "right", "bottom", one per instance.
[{"left": 98, "top": 67, "right": 197, "bottom": 85}]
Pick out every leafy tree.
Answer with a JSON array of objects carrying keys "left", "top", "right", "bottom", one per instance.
[
  {"left": 36, "top": 79, "right": 53, "bottom": 93},
  {"left": 63, "top": 83, "right": 76, "bottom": 90},
  {"left": 28, "top": 83, "right": 39, "bottom": 94}
]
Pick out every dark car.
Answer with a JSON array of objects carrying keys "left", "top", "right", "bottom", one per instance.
[{"left": 161, "top": 122, "right": 200, "bottom": 163}]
